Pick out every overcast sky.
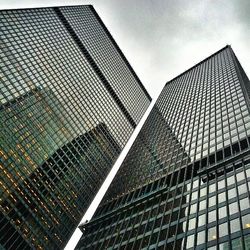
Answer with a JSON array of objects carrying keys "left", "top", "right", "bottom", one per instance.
[
  {"left": 1, "top": 0, "right": 249, "bottom": 249},
  {"left": 1, "top": 0, "right": 249, "bottom": 98}
]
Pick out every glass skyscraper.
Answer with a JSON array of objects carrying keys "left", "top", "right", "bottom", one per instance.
[
  {"left": 0, "top": 5, "right": 151, "bottom": 249},
  {"left": 76, "top": 46, "right": 250, "bottom": 250}
]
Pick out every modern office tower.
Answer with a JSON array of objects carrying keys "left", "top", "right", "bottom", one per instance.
[
  {"left": 0, "top": 5, "right": 151, "bottom": 250},
  {"left": 76, "top": 46, "right": 250, "bottom": 250}
]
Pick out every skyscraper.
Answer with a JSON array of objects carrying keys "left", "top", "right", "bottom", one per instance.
[
  {"left": 76, "top": 46, "right": 250, "bottom": 250},
  {"left": 0, "top": 5, "right": 151, "bottom": 249}
]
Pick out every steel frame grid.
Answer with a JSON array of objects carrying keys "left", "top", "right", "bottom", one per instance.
[
  {"left": 0, "top": 5, "right": 151, "bottom": 249},
  {"left": 76, "top": 46, "right": 250, "bottom": 250}
]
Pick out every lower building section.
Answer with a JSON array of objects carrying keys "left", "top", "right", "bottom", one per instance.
[
  {"left": 0, "top": 123, "right": 121, "bottom": 250},
  {"left": 76, "top": 150, "right": 250, "bottom": 250}
]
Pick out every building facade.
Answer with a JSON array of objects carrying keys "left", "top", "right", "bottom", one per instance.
[
  {"left": 0, "top": 5, "right": 151, "bottom": 250},
  {"left": 76, "top": 46, "right": 250, "bottom": 250}
]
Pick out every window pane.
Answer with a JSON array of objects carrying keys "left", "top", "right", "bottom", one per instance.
[
  {"left": 232, "top": 237, "right": 243, "bottom": 249},
  {"left": 186, "top": 234, "right": 194, "bottom": 249},
  {"left": 229, "top": 202, "right": 239, "bottom": 215},
  {"left": 209, "top": 196, "right": 216, "bottom": 207},
  {"left": 198, "top": 214, "right": 206, "bottom": 227},
  {"left": 188, "top": 218, "right": 196, "bottom": 230},
  {"left": 230, "top": 218, "right": 240, "bottom": 233},
  {"left": 208, "top": 210, "right": 216, "bottom": 223},
  {"left": 242, "top": 214, "right": 250, "bottom": 229},
  {"left": 219, "top": 222, "right": 228, "bottom": 237},
  {"left": 208, "top": 226, "right": 217, "bottom": 241},
  {"left": 218, "top": 192, "right": 226, "bottom": 203},
  {"left": 218, "top": 206, "right": 227, "bottom": 219},
  {"left": 240, "top": 198, "right": 250, "bottom": 211},
  {"left": 218, "top": 179, "right": 225, "bottom": 190},
  {"left": 228, "top": 188, "right": 237, "bottom": 199},
  {"left": 199, "top": 200, "right": 206, "bottom": 211},
  {"left": 244, "top": 235, "right": 250, "bottom": 249},
  {"left": 227, "top": 175, "right": 235, "bottom": 185},
  {"left": 197, "top": 231, "right": 205, "bottom": 245},
  {"left": 238, "top": 183, "right": 247, "bottom": 195}
]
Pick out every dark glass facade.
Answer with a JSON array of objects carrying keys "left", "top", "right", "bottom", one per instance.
[
  {"left": 0, "top": 5, "right": 151, "bottom": 250},
  {"left": 76, "top": 46, "right": 250, "bottom": 250}
]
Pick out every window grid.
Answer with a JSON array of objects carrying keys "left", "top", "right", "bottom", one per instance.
[
  {"left": 0, "top": 6, "right": 151, "bottom": 250},
  {"left": 76, "top": 46, "right": 250, "bottom": 250}
]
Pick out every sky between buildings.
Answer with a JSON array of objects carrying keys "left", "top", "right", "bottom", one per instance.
[{"left": 1, "top": 0, "right": 249, "bottom": 249}]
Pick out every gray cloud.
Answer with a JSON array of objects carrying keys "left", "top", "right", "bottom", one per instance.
[
  {"left": 93, "top": 0, "right": 250, "bottom": 97},
  {"left": 233, "top": 0, "right": 250, "bottom": 26}
]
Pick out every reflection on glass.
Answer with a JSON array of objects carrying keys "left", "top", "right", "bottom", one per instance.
[
  {"left": 227, "top": 175, "right": 234, "bottom": 186},
  {"left": 197, "top": 231, "right": 205, "bottom": 245},
  {"left": 188, "top": 218, "right": 196, "bottom": 230},
  {"left": 238, "top": 183, "right": 247, "bottom": 195},
  {"left": 190, "top": 203, "right": 197, "bottom": 214},
  {"left": 199, "top": 200, "right": 206, "bottom": 211},
  {"left": 209, "top": 183, "right": 216, "bottom": 193},
  {"left": 209, "top": 196, "right": 216, "bottom": 207},
  {"left": 219, "top": 242, "right": 229, "bottom": 249},
  {"left": 240, "top": 198, "right": 250, "bottom": 211},
  {"left": 208, "top": 210, "right": 216, "bottom": 223},
  {"left": 229, "top": 202, "right": 239, "bottom": 215},
  {"left": 242, "top": 214, "right": 250, "bottom": 229},
  {"left": 246, "top": 168, "right": 250, "bottom": 178},
  {"left": 218, "top": 206, "right": 227, "bottom": 219},
  {"left": 208, "top": 226, "right": 217, "bottom": 241},
  {"left": 207, "top": 246, "right": 216, "bottom": 250},
  {"left": 200, "top": 187, "right": 206, "bottom": 197},
  {"left": 230, "top": 218, "right": 240, "bottom": 233},
  {"left": 236, "top": 171, "right": 245, "bottom": 182},
  {"left": 193, "top": 179, "right": 199, "bottom": 189},
  {"left": 232, "top": 237, "right": 243, "bottom": 249},
  {"left": 218, "top": 179, "right": 225, "bottom": 190},
  {"left": 218, "top": 192, "right": 226, "bottom": 203},
  {"left": 182, "top": 221, "right": 187, "bottom": 232},
  {"left": 244, "top": 235, "right": 250, "bottom": 249},
  {"left": 219, "top": 222, "right": 228, "bottom": 237},
  {"left": 198, "top": 214, "right": 206, "bottom": 227},
  {"left": 228, "top": 188, "right": 237, "bottom": 199},
  {"left": 191, "top": 191, "right": 198, "bottom": 201},
  {"left": 186, "top": 182, "right": 191, "bottom": 191},
  {"left": 186, "top": 234, "right": 194, "bottom": 249}
]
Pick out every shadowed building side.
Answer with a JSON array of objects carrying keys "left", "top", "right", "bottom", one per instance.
[{"left": 100, "top": 106, "right": 191, "bottom": 205}]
